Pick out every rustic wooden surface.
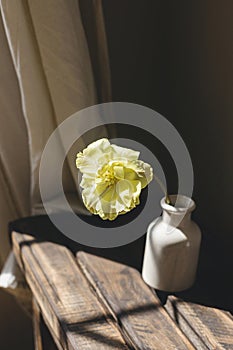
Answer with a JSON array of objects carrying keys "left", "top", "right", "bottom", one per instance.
[
  {"left": 12, "top": 232, "right": 128, "bottom": 350},
  {"left": 165, "top": 295, "right": 233, "bottom": 350},
  {"left": 33, "top": 298, "right": 44, "bottom": 350},
  {"left": 77, "top": 251, "right": 194, "bottom": 350},
  {"left": 12, "top": 230, "right": 233, "bottom": 350},
  {"left": 32, "top": 297, "right": 57, "bottom": 350}
]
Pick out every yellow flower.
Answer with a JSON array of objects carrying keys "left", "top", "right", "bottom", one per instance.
[{"left": 76, "top": 138, "right": 153, "bottom": 220}]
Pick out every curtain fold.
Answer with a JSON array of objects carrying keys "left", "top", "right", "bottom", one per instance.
[
  {"left": 27, "top": 0, "right": 100, "bottom": 198},
  {"left": 79, "top": 0, "right": 112, "bottom": 103},
  {"left": 0, "top": 0, "right": 77, "bottom": 208},
  {"left": 0, "top": 0, "right": 111, "bottom": 300},
  {"left": 0, "top": 13, "right": 30, "bottom": 265},
  {"left": 0, "top": 0, "right": 111, "bottom": 213}
]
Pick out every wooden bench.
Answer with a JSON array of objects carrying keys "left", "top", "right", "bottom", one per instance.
[{"left": 11, "top": 228, "right": 233, "bottom": 350}]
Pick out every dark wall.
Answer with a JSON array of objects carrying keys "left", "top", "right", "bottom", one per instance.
[
  {"left": 103, "top": 0, "right": 233, "bottom": 308},
  {"left": 103, "top": 0, "right": 233, "bottom": 241}
]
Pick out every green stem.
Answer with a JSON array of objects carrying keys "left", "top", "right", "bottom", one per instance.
[{"left": 153, "top": 174, "right": 172, "bottom": 205}]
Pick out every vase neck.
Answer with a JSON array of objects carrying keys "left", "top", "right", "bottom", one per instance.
[
  {"left": 160, "top": 195, "right": 195, "bottom": 228},
  {"left": 162, "top": 210, "right": 191, "bottom": 227}
]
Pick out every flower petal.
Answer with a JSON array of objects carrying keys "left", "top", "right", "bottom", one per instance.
[
  {"left": 76, "top": 138, "right": 112, "bottom": 174},
  {"left": 116, "top": 180, "right": 132, "bottom": 207},
  {"left": 111, "top": 144, "right": 140, "bottom": 161},
  {"left": 76, "top": 138, "right": 153, "bottom": 220},
  {"left": 113, "top": 165, "right": 124, "bottom": 180}
]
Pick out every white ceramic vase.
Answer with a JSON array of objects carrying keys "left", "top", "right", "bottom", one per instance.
[{"left": 142, "top": 195, "right": 201, "bottom": 292}]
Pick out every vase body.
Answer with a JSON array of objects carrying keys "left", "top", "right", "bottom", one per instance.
[{"left": 142, "top": 195, "right": 201, "bottom": 292}]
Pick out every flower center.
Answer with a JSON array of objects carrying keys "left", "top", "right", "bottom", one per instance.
[{"left": 96, "top": 162, "right": 122, "bottom": 186}]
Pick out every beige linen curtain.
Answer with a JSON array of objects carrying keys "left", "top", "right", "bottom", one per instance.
[
  {"left": 0, "top": 0, "right": 111, "bottom": 293},
  {"left": 0, "top": 12, "right": 30, "bottom": 266}
]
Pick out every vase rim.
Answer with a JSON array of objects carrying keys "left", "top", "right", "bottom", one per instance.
[{"left": 161, "top": 194, "right": 195, "bottom": 214}]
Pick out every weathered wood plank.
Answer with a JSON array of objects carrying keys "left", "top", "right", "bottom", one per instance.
[
  {"left": 12, "top": 232, "right": 129, "bottom": 350},
  {"left": 12, "top": 234, "right": 64, "bottom": 350},
  {"left": 32, "top": 297, "right": 57, "bottom": 350},
  {"left": 33, "top": 298, "right": 44, "bottom": 350},
  {"left": 165, "top": 295, "right": 233, "bottom": 350},
  {"left": 77, "top": 251, "right": 195, "bottom": 350}
]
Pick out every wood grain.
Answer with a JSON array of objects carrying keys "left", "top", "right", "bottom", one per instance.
[
  {"left": 33, "top": 298, "right": 43, "bottom": 350},
  {"left": 32, "top": 297, "right": 57, "bottom": 350},
  {"left": 77, "top": 251, "right": 195, "bottom": 350},
  {"left": 13, "top": 230, "right": 233, "bottom": 350},
  {"left": 12, "top": 232, "right": 129, "bottom": 350},
  {"left": 165, "top": 295, "right": 233, "bottom": 350}
]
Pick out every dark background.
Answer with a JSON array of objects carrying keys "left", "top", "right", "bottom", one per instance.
[
  {"left": 103, "top": 0, "right": 233, "bottom": 310},
  {"left": 103, "top": 0, "right": 233, "bottom": 246},
  {"left": 102, "top": 0, "right": 233, "bottom": 297}
]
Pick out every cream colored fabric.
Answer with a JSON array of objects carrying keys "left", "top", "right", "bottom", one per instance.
[
  {"left": 0, "top": 0, "right": 111, "bottom": 297},
  {"left": 0, "top": 0, "right": 97, "bottom": 207},
  {"left": 0, "top": 14, "right": 30, "bottom": 265},
  {"left": 28, "top": 0, "right": 100, "bottom": 193}
]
